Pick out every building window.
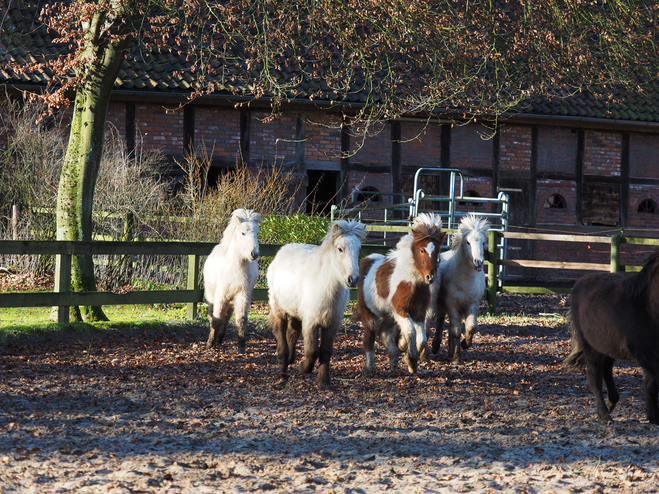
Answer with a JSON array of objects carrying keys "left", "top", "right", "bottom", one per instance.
[
  {"left": 356, "top": 186, "right": 380, "bottom": 203},
  {"left": 544, "top": 194, "right": 567, "bottom": 209},
  {"left": 638, "top": 199, "right": 658, "bottom": 214},
  {"left": 459, "top": 190, "right": 481, "bottom": 208}
]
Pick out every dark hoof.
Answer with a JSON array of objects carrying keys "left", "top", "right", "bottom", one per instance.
[
  {"left": 460, "top": 339, "right": 471, "bottom": 350},
  {"left": 317, "top": 381, "right": 334, "bottom": 392},
  {"left": 274, "top": 374, "right": 289, "bottom": 390},
  {"left": 299, "top": 359, "right": 315, "bottom": 374},
  {"left": 237, "top": 347, "right": 246, "bottom": 355}
]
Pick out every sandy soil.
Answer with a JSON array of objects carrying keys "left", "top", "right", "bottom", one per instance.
[{"left": 1, "top": 294, "right": 658, "bottom": 493}]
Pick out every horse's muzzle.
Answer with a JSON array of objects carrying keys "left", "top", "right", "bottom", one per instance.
[
  {"left": 347, "top": 275, "right": 359, "bottom": 287},
  {"left": 251, "top": 251, "right": 260, "bottom": 261},
  {"left": 474, "top": 259, "right": 484, "bottom": 272},
  {"left": 425, "top": 274, "right": 435, "bottom": 284}
]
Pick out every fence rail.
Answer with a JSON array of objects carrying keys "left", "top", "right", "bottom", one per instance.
[
  {"left": 0, "top": 240, "right": 390, "bottom": 324},
  {"left": 3, "top": 231, "right": 659, "bottom": 323}
]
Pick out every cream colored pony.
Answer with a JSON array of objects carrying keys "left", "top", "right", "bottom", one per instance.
[
  {"left": 428, "top": 214, "right": 490, "bottom": 363},
  {"left": 267, "top": 220, "right": 367, "bottom": 390},
  {"left": 203, "top": 209, "right": 262, "bottom": 353}
]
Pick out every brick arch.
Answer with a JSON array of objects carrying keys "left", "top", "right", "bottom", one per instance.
[
  {"left": 633, "top": 193, "right": 659, "bottom": 214},
  {"left": 537, "top": 189, "right": 572, "bottom": 212}
]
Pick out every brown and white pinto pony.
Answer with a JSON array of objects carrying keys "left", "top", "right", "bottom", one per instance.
[
  {"left": 267, "top": 220, "right": 367, "bottom": 390},
  {"left": 353, "top": 213, "right": 446, "bottom": 374}
]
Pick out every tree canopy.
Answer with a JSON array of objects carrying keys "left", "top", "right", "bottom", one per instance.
[{"left": 4, "top": 0, "right": 659, "bottom": 122}]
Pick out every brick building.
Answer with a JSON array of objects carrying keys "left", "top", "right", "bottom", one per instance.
[{"left": 3, "top": 3, "right": 659, "bottom": 283}]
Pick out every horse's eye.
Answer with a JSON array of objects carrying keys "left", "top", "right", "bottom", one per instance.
[
  {"left": 242, "top": 232, "right": 246, "bottom": 236},
  {"left": 420, "top": 248, "right": 425, "bottom": 254},
  {"left": 338, "top": 247, "right": 344, "bottom": 253}
]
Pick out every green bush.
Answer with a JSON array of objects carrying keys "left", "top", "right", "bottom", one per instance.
[
  {"left": 256, "top": 214, "right": 330, "bottom": 289},
  {"left": 259, "top": 214, "right": 330, "bottom": 245}
]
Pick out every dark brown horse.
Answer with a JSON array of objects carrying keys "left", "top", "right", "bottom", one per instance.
[{"left": 563, "top": 250, "right": 659, "bottom": 424}]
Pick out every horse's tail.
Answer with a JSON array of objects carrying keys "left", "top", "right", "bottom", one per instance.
[{"left": 562, "top": 310, "right": 586, "bottom": 371}]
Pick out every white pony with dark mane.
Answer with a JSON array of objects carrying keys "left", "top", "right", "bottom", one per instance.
[
  {"left": 267, "top": 219, "right": 367, "bottom": 390},
  {"left": 203, "top": 208, "right": 262, "bottom": 353},
  {"left": 427, "top": 213, "right": 490, "bottom": 363}
]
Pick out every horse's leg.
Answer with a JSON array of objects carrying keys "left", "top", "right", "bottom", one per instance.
[
  {"left": 378, "top": 321, "right": 400, "bottom": 372},
  {"left": 414, "top": 320, "right": 427, "bottom": 363},
  {"left": 287, "top": 317, "right": 302, "bottom": 365},
  {"left": 269, "top": 303, "right": 290, "bottom": 379},
  {"left": 233, "top": 290, "right": 251, "bottom": 354},
  {"left": 299, "top": 323, "right": 320, "bottom": 374},
  {"left": 394, "top": 315, "right": 418, "bottom": 374},
  {"left": 642, "top": 370, "right": 659, "bottom": 424},
  {"left": 207, "top": 301, "right": 233, "bottom": 349},
  {"left": 316, "top": 325, "right": 337, "bottom": 390},
  {"left": 361, "top": 312, "right": 378, "bottom": 374},
  {"left": 583, "top": 349, "right": 612, "bottom": 423},
  {"left": 461, "top": 304, "right": 479, "bottom": 350},
  {"left": 431, "top": 307, "right": 446, "bottom": 355},
  {"left": 602, "top": 356, "right": 619, "bottom": 413},
  {"left": 446, "top": 309, "right": 462, "bottom": 363}
]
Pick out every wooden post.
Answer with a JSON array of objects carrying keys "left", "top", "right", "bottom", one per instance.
[
  {"left": 54, "top": 252, "right": 72, "bottom": 324},
  {"left": 610, "top": 234, "right": 621, "bottom": 273},
  {"left": 11, "top": 205, "right": 19, "bottom": 240},
  {"left": 186, "top": 254, "right": 200, "bottom": 321},
  {"left": 487, "top": 230, "right": 498, "bottom": 315}
]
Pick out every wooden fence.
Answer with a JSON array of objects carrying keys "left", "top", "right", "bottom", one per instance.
[
  {"left": 2, "top": 232, "right": 658, "bottom": 323},
  {"left": 0, "top": 240, "right": 389, "bottom": 324},
  {"left": 484, "top": 231, "right": 659, "bottom": 314}
]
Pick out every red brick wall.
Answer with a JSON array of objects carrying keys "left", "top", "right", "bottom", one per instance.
[
  {"left": 350, "top": 122, "right": 391, "bottom": 165},
  {"left": 250, "top": 111, "right": 297, "bottom": 164},
  {"left": 401, "top": 122, "right": 440, "bottom": 168},
  {"left": 537, "top": 127, "right": 577, "bottom": 172},
  {"left": 135, "top": 104, "right": 183, "bottom": 154},
  {"left": 305, "top": 114, "right": 342, "bottom": 164},
  {"left": 451, "top": 124, "right": 494, "bottom": 170},
  {"left": 347, "top": 171, "right": 393, "bottom": 213},
  {"left": 629, "top": 186, "right": 659, "bottom": 230},
  {"left": 629, "top": 133, "right": 659, "bottom": 178},
  {"left": 105, "top": 102, "right": 126, "bottom": 143},
  {"left": 583, "top": 131, "right": 621, "bottom": 176},
  {"left": 499, "top": 125, "right": 532, "bottom": 171},
  {"left": 194, "top": 107, "right": 240, "bottom": 160},
  {"left": 535, "top": 180, "right": 577, "bottom": 226}
]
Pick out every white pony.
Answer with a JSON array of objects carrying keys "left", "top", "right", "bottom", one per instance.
[
  {"left": 353, "top": 213, "right": 445, "bottom": 374},
  {"left": 203, "top": 208, "right": 262, "bottom": 353},
  {"left": 427, "top": 214, "right": 491, "bottom": 363},
  {"left": 267, "top": 220, "right": 367, "bottom": 390}
]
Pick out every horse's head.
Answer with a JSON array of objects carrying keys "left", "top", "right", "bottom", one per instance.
[
  {"left": 411, "top": 213, "right": 446, "bottom": 284},
  {"left": 230, "top": 209, "right": 262, "bottom": 261},
  {"left": 456, "top": 214, "right": 491, "bottom": 272},
  {"left": 326, "top": 220, "right": 367, "bottom": 288}
]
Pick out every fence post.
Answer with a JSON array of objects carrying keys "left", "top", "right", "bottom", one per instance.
[
  {"left": 486, "top": 230, "right": 498, "bottom": 315},
  {"left": 54, "top": 251, "right": 72, "bottom": 324},
  {"left": 610, "top": 234, "right": 621, "bottom": 273},
  {"left": 186, "top": 254, "right": 200, "bottom": 321}
]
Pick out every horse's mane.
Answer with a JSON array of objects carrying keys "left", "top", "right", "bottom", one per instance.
[
  {"left": 624, "top": 249, "right": 659, "bottom": 299},
  {"left": 217, "top": 208, "right": 262, "bottom": 256},
  {"left": 411, "top": 213, "right": 444, "bottom": 244},
  {"left": 387, "top": 213, "right": 444, "bottom": 259},
  {"left": 319, "top": 219, "right": 367, "bottom": 250},
  {"left": 450, "top": 214, "right": 491, "bottom": 251}
]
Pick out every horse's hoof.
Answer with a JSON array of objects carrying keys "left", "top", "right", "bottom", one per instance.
[
  {"left": 237, "top": 347, "right": 246, "bottom": 355},
  {"left": 361, "top": 366, "right": 375, "bottom": 377},
  {"left": 317, "top": 382, "right": 334, "bottom": 392},
  {"left": 460, "top": 339, "right": 471, "bottom": 350}
]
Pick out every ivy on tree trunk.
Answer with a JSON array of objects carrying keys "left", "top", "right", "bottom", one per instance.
[{"left": 55, "top": 6, "right": 133, "bottom": 322}]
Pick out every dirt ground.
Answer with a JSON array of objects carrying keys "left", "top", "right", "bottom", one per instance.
[{"left": 1, "top": 294, "right": 658, "bottom": 493}]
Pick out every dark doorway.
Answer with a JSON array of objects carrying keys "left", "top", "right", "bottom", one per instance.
[{"left": 306, "top": 170, "right": 339, "bottom": 215}]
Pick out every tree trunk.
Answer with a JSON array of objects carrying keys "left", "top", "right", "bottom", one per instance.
[{"left": 54, "top": 8, "right": 132, "bottom": 322}]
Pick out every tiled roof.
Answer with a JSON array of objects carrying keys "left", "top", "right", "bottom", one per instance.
[{"left": 3, "top": 1, "right": 659, "bottom": 124}]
